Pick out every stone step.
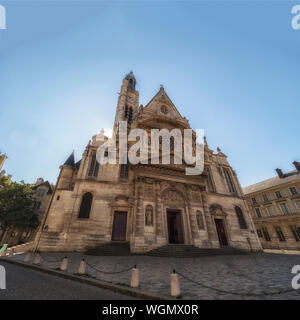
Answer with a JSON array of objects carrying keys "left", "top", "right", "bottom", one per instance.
[
  {"left": 85, "top": 241, "right": 131, "bottom": 256},
  {"left": 145, "top": 245, "right": 248, "bottom": 258}
]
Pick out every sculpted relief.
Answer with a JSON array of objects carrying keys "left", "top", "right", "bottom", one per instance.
[{"left": 162, "top": 189, "right": 185, "bottom": 209}]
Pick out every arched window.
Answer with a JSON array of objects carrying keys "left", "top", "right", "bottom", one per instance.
[
  {"left": 224, "top": 168, "right": 236, "bottom": 193},
  {"left": 88, "top": 153, "right": 99, "bottom": 177},
  {"left": 206, "top": 166, "right": 216, "bottom": 193},
  {"left": 235, "top": 206, "right": 247, "bottom": 229},
  {"left": 120, "top": 163, "right": 129, "bottom": 179},
  {"left": 78, "top": 192, "right": 93, "bottom": 219}
]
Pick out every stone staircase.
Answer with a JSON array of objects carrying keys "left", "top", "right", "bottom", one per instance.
[
  {"left": 145, "top": 244, "right": 248, "bottom": 258},
  {"left": 0, "top": 241, "right": 33, "bottom": 256},
  {"left": 84, "top": 242, "right": 248, "bottom": 257},
  {"left": 85, "top": 241, "right": 131, "bottom": 256}
]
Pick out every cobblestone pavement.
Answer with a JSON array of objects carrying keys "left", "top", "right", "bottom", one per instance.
[{"left": 9, "top": 252, "right": 300, "bottom": 300}]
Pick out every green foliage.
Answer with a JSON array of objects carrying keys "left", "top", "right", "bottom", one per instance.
[{"left": 0, "top": 181, "right": 39, "bottom": 229}]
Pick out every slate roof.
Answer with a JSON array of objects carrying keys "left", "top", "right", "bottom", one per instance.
[
  {"left": 243, "top": 170, "right": 300, "bottom": 195},
  {"left": 63, "top": 152, "right": 75, "bottom": 168}
]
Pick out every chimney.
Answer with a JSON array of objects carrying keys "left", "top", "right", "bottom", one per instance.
[
  {"left": 35, "top": 177, "right": 44, "bottom": 185},
  {"left": 275, "top": 168, "right": 284, "bottom": 178},
  {"left": 293, "top": 161, "right": 300, "bottom": 172}
]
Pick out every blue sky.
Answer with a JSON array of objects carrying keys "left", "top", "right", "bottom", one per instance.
[{"left": 0, "top": 0, "right": 299, "bottom": 187}]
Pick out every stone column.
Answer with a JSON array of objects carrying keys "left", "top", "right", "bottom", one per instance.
[
  {"left": 200, "top": 187, "right": 219, "bottom": 246},
  {"left": 134, "top": 178, "right": 144, "bottom": 236},
  {"left": 184, "top": 185, "right": 199, "bottom": 243},
  {"left": 155, "top": 180, "right": 163, "bottom": 238}
]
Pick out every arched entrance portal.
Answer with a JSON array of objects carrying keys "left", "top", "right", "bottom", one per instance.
[
  {"left": 162, "top": 188, "right": 186, "bottom": 245},
  {"left": 166, "top": 209, "right": 184, "bottom": 244}
]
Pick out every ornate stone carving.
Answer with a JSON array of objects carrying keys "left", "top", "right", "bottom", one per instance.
[
  {"left": 145, "top": 205, "right": 153, "bottom": 226},
  {"left": 210, "top": 204, "right": 227, "bottom": 217},
  {"left": 162, "top": 189, "right": 185, "bottom": 208}
]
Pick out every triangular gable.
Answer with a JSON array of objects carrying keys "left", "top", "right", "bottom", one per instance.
[{"left": 143, "top": 86, "right": 184, "bottom": 120}]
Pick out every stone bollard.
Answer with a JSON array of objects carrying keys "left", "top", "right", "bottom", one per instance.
[
  {"left": 24, "top": 252, "right": 31, "bottom": 262},
  {"left": 60, "top": 256, "right": 68, "bottom": 271},
  {"left": 33, "top": 253, "right": 41, "bottom": 264},
  {"left": 130, "top": 265, "right": 139, "bottom": 288},
  {"left": 170, "top": 269, "right": 181, "bottom": 297},
  {"left": 78, "top": 258, "right": 86, "bottom": 275}
]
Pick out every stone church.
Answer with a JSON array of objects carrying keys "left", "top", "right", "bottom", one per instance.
[{"left": 35, "top": 72, "right": 261, "bottom": 253}]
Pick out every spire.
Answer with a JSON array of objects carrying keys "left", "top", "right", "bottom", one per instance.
[
  {"left": 63, "top": 151, "right": 75, "bottom": 168},
  {"left": 125, "top": 71, "right": 136, "bottom": 91}
]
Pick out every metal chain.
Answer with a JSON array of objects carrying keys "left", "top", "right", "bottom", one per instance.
[
  {"left": 176, "top": 270, "right": 297, "bottom": 297},
  {"left": 85, "top": 260, "right": 134, "bottom": 275},
  {"left": 40, "top": 254, "right": 65, "bottom": 263}
]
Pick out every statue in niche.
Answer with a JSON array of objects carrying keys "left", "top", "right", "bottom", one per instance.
[{"left": 145, "top": 205, "right": 153, "bottom": 226}]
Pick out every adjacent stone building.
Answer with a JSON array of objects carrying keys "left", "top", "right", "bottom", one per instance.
[
  {"left": 243, "top": 162, "right": 300, "bottom": 251},
  {"left": 35, "top": 72, "right": 261, "bottom": 253}
]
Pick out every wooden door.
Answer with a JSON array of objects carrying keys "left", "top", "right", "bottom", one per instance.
[
  {"left": 167, "top": 210, "right": 184, "bottom": 244},
  {"left": 215, "top": 219, "right": 228, "bottom": 246},
  {"left": 112, "top": 211, "right": 127, "bottom": 241}
]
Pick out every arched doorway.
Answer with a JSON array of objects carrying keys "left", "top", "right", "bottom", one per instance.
[
  {"left": 162, "top": 188, "right": 186, "bottom": 244},
  {"left": 166, "top": 209, "right": 184, "bottom": 244},
  {"left": 210, "top": 204, "right": 229, "bottom": 246}
]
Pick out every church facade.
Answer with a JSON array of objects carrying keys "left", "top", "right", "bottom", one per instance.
[{"left": 35, "top": 73, "right": 261, "bottom": 253}]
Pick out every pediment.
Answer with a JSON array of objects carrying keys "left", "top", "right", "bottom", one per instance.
[{"left": 142, "top": 87, "right": 186, "bottom": 122}]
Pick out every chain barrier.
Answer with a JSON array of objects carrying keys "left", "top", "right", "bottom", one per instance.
[
  {"left": 85, "top": 259, "right": 135, "bottom": 275},
  {"left": 40, "top": 254, "right": 65, "bottom": 263},
  {"left": 175, "top": 270, "right": 297, "bottom": 297}
]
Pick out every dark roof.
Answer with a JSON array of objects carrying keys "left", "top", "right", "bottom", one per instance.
[
  {"left": 75, "top": 160, "right": 81, "bottom": 170},
  {"left": 32, "top": 181, "right": 54, "bottom": 194},
  {"left": 63, "top": 152, "right": 75, "bottom": 168},
  {"left": 243, "top": 170, "right": 300, "bottom": 195}
]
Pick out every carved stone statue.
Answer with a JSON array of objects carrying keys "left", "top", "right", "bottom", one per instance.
[{"left": 145, "top": 205, "right": 153, "bottom": 226}]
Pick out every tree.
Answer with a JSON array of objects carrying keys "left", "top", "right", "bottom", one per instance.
[{"left": 0, "top": 181, "right": 39, "bottom": 244}]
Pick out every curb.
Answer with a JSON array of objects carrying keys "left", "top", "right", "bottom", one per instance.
[{"left": 0, "top": 257, "right": 169, "bottom": 300}]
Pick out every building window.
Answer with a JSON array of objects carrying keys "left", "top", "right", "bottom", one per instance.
[
  {"left": 224, "top": 168, "right": 236, "bottom": 193},
  {"left": 56, "top": 195, "right": 60, "bottom": 201},
  {"left": 71, "top": 183, "right": 75, "bottom": 191},
  {"left": 88, "top": 153, "right": 99, "bottom": 177},
  {"left": 275, "top": 226, "right": 286, "bottom": 242},
  {"left": 124, "top": 105, "right": 133, "bottom": 124},
  {"left": 37, "top": 189, "right": 46, "bottom": 197},
  {"left": 290, "top": 226, "right": 300, "bottom": 242},
  {"left": 256, "top": 229, "right": 263, "bottom": 238},
  {"left": 206, "top": 167, "right": 216, "bottom": 193},
  {"left": 196, "top": 211, "right": 205, "bottom": 230},
  {"left": 275, "top": 191, "right": 282, "bottom": 199},
  {"left": 252, "top": 197, "right": 257, "bottom": 205},
  {"left": 263, "top": 194, "right": 268, "bottom": 202},
  {"left": 262, "top": 227, "right": 271, "bottom": 241},
  {"left": 255, "top": 208, "right": 262, "bottom": 218},
  {"left": 279, "top": 203, "right": 289, "bottom": 215},
  {"left": 295, "top": 200, "right": 300, "bottom": 211},
  {"left": 235, "top": 206, "right": 247, "bottom": 229},
  {"left": 266, "top": 206, "right": 275, "bottom": 216},
  {"left": 289, "top": 187, "right": 298, "bottom": 196},
  {"left": 78, "top": 192, "right": 93, "bottom": 219},
  {"left": 120, "top": 163, "right": 129, "bottom": 179}
]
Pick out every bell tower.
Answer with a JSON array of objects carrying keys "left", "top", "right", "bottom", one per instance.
[{"left": 113, "top": 71, "right": 139, "bottom": 133}]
